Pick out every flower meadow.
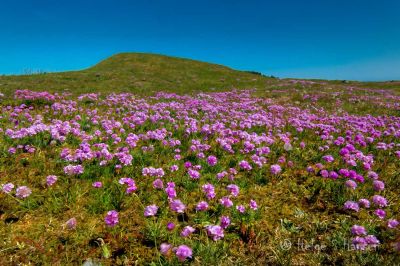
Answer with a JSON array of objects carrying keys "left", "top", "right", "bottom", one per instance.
[{"left": 0, "top": 87, "right": 399, "bottom": 265}]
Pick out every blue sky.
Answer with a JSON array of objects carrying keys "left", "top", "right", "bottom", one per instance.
[{"left": 0, "top": 0, "right": 399, "bottom": 80}]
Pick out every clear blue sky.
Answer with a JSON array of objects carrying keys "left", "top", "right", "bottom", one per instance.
[{"left": 1, "top": 0, "right": 399, "bottom": 81}]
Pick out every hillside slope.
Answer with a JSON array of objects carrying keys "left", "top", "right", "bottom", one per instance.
[{"left": 0, "top": 53, "right": 270, "bottom": 95}]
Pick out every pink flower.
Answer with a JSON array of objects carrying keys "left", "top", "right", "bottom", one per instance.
[
  {"left": 226, "top": 184, "right": 240, "bottom": 197},
  {"left": 15, "top": 186, "right": 32, "bottom": 198},
  {"left": 270, "top": 164, "right": 282, "bottom": 175},
  {"left": 344, "top": 201, "right": 359, "bottom": 212},
  {"left": 387, "top": 219, "right": 399, "bottom": 229},
  {"left": 188, "top": 169, "right": 200, "bottom": 179},
  {"left": 1, "top": 183, "right": 14, "bottom": 193},
  {"left": 372, "top": 180, "right": 385, "bottom": 191},
  {"left": 372, "top": 195, "right": 387, "bottom": 208},
  {"left": 196, "top": 201, "right": 209, "bottom": 211},
  {"left": 351, "top": 225, "right": 367, "bottom": 235},
  {"left": 144, "top": 205, "right": 158, "bottom": 217},
  {"left": 202, "top": 183, "right": 216, "bottom": 199},
  {"left": 322, "top": 155, "right": 334, "bottom": 163},
  {"left": 92, "top": 181, "right": 102, "bottom": 188},
  {"left": 236, "top": 205, "right": 246, "bottom": 213},
  {"left": 160, "top": 243, "right": 172, "bottom": 256},
  {"left": 152, "top": 178, "right": 164, "bottom": 189},
  {"left": 249, "top": 199, "right": 258, "bottom": 210},
  {"left": 374, "top": 209, "right": 386, "bottom": 219},
  {"left": 220, "top": 216, "right": 231, "bottom": 229},
  {"left": 299, "top": 142, "right": 305, "bottom": 149},
  {"left": 119, "top": 177, "right": 137, "bottom": 193},
  {"left": 104, "top": 210, "right": 119, "bottom": 227},
  {"left": 206, "top": 225, "right": 224, "bottom": 241},
  {"left": 126, "top": 185, "right": 137, "bottom": 194},
  {"left": 64, "top": 164, "right": 84, "bottom": 175},
  {"left": 206, "top": 155, "right": 218, "bottom": 166},
  {"left": 166, "top": 222, "right": 175, "bottom": 231},
  {"left": 216, "top": 171, "right": 228, "bottom": 180},
  {"left": 170, "top": 165, "right": 179, "bottom": 172},
  {"left": 119, "top": 177, "right": 135, "bottom": 186},
  {"left": 169, "top": 199, "right": 186, "bottom": 213},
  {"left": 345, "top": 180, "right": 357, "bottom": 189},
  {"left": 181, "top": 226, "right": 195, "bottom": 237},
  {"left": 175, "top": 245, "right": 192, "bottom": 262},
  {"left": 65, "top": 217, "right": 77, "bottom": 230},
  {"left": 46, "top": 175, "right": 58, "bottom": 186},
  {"left": 219, "top": 197, "right": 233, "bottom": 208},
  {"left": 358, "top": 198, "right": 370, "bottom": 208},
  {"left": 239, "top": 160, "right": 252, "bottom": 171}
]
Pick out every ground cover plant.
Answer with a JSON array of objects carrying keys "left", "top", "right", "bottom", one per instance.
[{"left": 0, "top": 56, "right": 400, "bottom": 265}]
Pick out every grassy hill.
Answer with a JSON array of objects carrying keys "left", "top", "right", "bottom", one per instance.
[
  {"left": 0, "top": 53, "right": 273, "bottom": 96},
  {"left": 0, "top": 52, "right": 398, "bottom": 97}
]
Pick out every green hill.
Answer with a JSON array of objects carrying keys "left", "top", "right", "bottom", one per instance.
[
  {"left": 0, "top": 53, "right": 271, "bottom": 95},
  {"left": 0, "top": 52, "right": 398, "bottom": 96}
]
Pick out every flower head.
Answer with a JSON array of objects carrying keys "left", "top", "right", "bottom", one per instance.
[
  {"left": 365, "top": 235, "right": 380, "bottom": 248},
  {"left": 1, "top": 183, "right": 14, "bottom": 193},
  {"left": 345, "top": 180, "right": 357, "bottom": 190},
  {"left": 169, "top": 199, "right": 186, "bottom": 213},
  {"left": 226, "top": 184, "right": 240, "bottom": 197},
  {"left": 160, "top": 243, "right": 172, "bottom": 256},
  {"left": 46, "top": 175, "right": 58, "bottom": 186},
  {"left": 372, "top": 195, "right": 387, "bottom": 208},
  {"left": 206, "top": 155, "right": 218, "bottom": 166},
  {"left": 65, "top": 217, "right": 77, "bottom": 230},
  {"left": 64, "top": 164, "right": 84, "bottom": 175},
  {"left": 236, "top": 205, "right": 246, "bottom": 213},
  {"left": 181, "top": 226, "right": 195, "bottom": 237},
  {"left": 15, "top": 186, "right": 32, "bottom": 198},
  {"left": 220, "top": 216, "right": 231, "bottom": 229},
  {"left": 239, "top": 160, "right": 252, "bottom": 171},
  {"left": 196, "top": 201, "right": 209, "bottom": 211},
  {"left": 188, "top": 169, "right": 200, "bottom": 179},
  {"left": 202, "top": 183, "right": 216, "bottom": 199},
  {"left": 344, "top": 201, "right": 359, "bottom": 212},
  {"left": 104, "top": 210, "right": 119, "bottom": 227},
  {"left": 152, "top": 178, "right": 164, "bottom": 189},
  {"left": 206, "top": 225, "right": 224, "bottom": 241},
  {"left": 167, "top": 222, "right": 175, "bottom": 231},
  {"left": 92, "top": 181, "right": 102, "bottom": 188},
  {"left": 175, "top": 245, "right": 192, "bottom": 262},
  {"left": 351, "top": 225, "right": 367, "bottom": 235},
  {"left": 249, "top": 199, "right": 258, "bottom": 210},
  {"left": 144, "top": 204, "right": 158, "bottom": 217},
  {"left": 119, "top": 177, "right": 137, "bottom": 193},
  {"left": 372, "top": 180, "right": 385, "bottom": 191},
  {"left": 219, "top": 197, "right": 233, "bottom": 208},
  {"left": 388, "top": 219, "right": 399, "bottom": 229},
  {"left": 322, "top": 155, "right": 334, "bottom": 163},
  {"left": 374, "top": 209, "right": 386, "bottom": 219},
  {"left": 352, "top": 237, "right": 368, "bottom": 250},
  {"left": 270, "top": 164, "right": 282, "bottom": 175},
  {"left": 358, "top": 198, "right": 370, "bottom": 208}
]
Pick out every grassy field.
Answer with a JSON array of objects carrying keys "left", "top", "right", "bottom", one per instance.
[{"left": 0, "top": 53, "right": 399, "bottom": 265}]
